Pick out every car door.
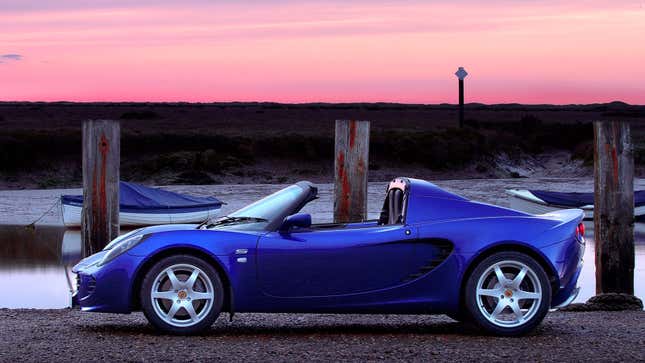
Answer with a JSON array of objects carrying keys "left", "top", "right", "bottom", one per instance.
[{"left": 256, "top": 223, "right": 420, "bottom": 297}]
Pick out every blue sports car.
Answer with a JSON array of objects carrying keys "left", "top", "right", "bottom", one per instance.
[{"left": 73, "top": 178, "right": 585, "bottom": 336}]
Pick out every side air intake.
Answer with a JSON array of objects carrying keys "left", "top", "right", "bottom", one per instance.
[{"left": 401, "top": 239, "right": 454, "bottom": 283}]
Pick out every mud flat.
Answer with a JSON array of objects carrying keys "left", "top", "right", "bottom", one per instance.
[{"left": 4, "top": 177, "right": 645, "bottom": 225}]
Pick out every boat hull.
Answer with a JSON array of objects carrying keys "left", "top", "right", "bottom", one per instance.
[
  {"left": 61, "top": 203, "right": 220, "bottom": 227},
  {"left": 506, "top": 189, "right": 645, "bottom": 220}
]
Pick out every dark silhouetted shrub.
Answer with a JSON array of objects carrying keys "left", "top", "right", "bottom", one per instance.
[{"left": 119, "top": 110, "right": 160, "bottom": 120}]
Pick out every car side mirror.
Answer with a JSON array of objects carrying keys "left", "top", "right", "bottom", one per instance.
[{"left": 279, "top": 213, "right": 312, "bottom": 233}]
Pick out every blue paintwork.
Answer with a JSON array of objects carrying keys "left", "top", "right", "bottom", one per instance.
[
  {"left": 279, "top": 213, "right": 312, "bottom": 232},
  {"left": 73, "top": 178, "right": 585, "bottom": 316}
]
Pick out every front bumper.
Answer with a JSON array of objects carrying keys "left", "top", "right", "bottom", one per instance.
[{"left": 73, "top": 251, "right": 144, "bottom": 313}]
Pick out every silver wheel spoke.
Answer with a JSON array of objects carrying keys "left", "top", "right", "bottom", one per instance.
[
  {"left": 167, "top": 302, "right": 180, "bottom": 320},
  {"left": 186, "top": 269, "right": 200, "bottom": 291},
  {"left": 476, "top": 259, "right": 543, "bottom": 328},
  {"left": 515, "top": 290, "right": 541, "bottom": 300},
  {"left": 152, "top": 291, "right": 176, "bottom": 300},
  {"left": 512, "top": 267, "right": 527, "bottom": 289},
  {"left": 490, "top": 300, "right": 507, "bottom": 319},
  {"left": 510, "top": 301, "right": 523, "bottom": 322},
  {"left": 151, "top": 263, "right": 215, "bottom": 328},
  {"left": 166, "top": 270, "right": 182, "bottom": 290},
  {"left": 191, "top": 291, "right": 213, "bottom": 301},
  {"left": 477, "top": 288, "right": 502, "bottom": 297},
  {"left": 494, "top": 265, "right": 507, "bottom": 285},
  {"left": 184, "top": 303, "right": 197, "bottom": 321}
]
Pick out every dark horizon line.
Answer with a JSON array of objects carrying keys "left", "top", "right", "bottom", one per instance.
[{"left": 0, "top": 100, "right": 642, "bottom": 107}]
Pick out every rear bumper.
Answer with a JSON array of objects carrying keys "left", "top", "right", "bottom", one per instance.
[
  {"left": 544, "top": 236, "right": 585, "bottom": 307},
  {"left": 554, "top": 286, "right": 580, "bottom": 309}
]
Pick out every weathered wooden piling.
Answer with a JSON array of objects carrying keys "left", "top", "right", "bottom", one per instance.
[
  {"left": 334, "top": 120, "right": 370, "bottom": 223},
  {"left": 81, "top": 120, "right": 120, "bottom": 256},
  {"left": 593, "top": 121, "right": 635, "bottom": 294}
]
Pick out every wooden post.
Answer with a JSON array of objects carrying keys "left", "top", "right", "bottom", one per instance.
[
  {"left": 81, "top": 120, "right": 120, "bottom": 256},
  {"left": 334, "top": 120, "right": 370, "bottom": 223},
  {"left": 593, "top": 121, "right": 634, "bottom": 294}
]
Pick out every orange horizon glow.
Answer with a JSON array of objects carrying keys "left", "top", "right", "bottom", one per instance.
[{"left": 1, "top": 1, "right": 644, "bottom": 104}]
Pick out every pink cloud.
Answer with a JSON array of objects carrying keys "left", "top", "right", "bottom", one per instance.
[{"left": 1, "top": 0, "right": 644, "bottom": 103}]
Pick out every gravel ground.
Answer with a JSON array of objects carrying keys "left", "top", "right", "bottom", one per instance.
[{"left": 0, "top": 309, "right": 643, "bottom": 362}]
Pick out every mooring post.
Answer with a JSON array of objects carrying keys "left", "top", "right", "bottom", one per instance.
[
  {"left": 334, "top": 120, "right": 370, "bottom": 223},
  {"left": 593, "top": 121, "right": 635, "bottom": 294},
  {"left": 81, "top": 120, "right": 120, "bottom": 256}
]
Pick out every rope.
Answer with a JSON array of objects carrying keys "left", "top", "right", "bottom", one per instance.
[{"left": 25, "top": 198, "right": 61, "bottom": 229}]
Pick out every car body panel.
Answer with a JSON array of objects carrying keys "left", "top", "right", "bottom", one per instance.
[
  {"left": 74, "top": 178, "right": 584, "bottom": 316},
  {"left": 258, "top": 224, "right": 418, "bottom": 297}
]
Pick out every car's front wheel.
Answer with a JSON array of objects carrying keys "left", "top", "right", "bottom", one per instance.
[
  {"left": 464, "top": 251, "right": 551, "bottom": 336},
  {"left": 141, "top": 254, "right": 223, "bottom": 335}
]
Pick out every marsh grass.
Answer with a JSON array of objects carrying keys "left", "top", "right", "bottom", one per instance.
[{"left": 1, "top": 102, "right": 644, "bottom": 187}]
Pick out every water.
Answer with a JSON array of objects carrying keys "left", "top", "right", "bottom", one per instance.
[
  {"left": 0, "top": 225, "right": 79, "bottom": 308},
  {"left": 1, "top": 179, "right": 643, "bottom": 309}
]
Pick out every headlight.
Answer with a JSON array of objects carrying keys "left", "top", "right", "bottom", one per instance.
[
  {"left": 98, "top": 234, "right": 144, "bottom": 266},
  {"left": 103, "top": 228, "right": 142, "bottom": 251}
]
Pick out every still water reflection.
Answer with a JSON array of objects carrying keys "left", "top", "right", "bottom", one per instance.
[
  {"left": 0, "top": 222, "right": 643, "bottom": 309},
  {"left": 0, "top": 225, "right": 82, "bottom": 308}
]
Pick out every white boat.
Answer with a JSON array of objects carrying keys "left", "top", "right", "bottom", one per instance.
[
  {"left": 506, "top": 189, "right": 645, "bottom": 220},
  {"left": 61, "top": 182, "right": 223, "bottom": 227},
  {"left": 61, "top": 204, "right": 222, "bottom": 227}
]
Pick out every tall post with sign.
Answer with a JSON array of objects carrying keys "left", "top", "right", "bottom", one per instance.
[{"left": 455, "top": 67, "right": 468, "bottom": 128}]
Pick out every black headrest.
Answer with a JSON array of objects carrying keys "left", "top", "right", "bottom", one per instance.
[{"left": 389, "top": 189, "right": 403, "bottom": 224}]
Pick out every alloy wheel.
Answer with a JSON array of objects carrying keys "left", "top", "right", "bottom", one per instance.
[
  {"left": 150, "top": 263, "right": 215, "bottom": 327},
  {"left": 475, "top": 260, "right": 542, "bottom": 328}
]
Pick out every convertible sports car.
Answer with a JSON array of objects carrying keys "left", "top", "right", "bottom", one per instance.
[{"left": 73, "top": 178, "right": 585, "bottom": 336}]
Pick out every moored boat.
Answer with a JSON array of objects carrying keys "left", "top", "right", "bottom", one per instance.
[
  {"left": 61, "top": 182, "right": 223, "bottom": 227},
  {"left": 506, "top": 189, "right": 645, "bottom": 219}
]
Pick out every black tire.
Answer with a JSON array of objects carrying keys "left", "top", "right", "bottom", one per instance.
[
  {"left": 140, "top": 254, "right": 224, "bottom": 335},
  {"left": 446, "top": 311, "right": 464, "bottom": 322},
  {"left": 464, "top": 251, "right": 551, "bottom": 336}
]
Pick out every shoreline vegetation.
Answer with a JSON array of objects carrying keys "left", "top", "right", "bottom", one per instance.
[{"left": 1, "top": 101, "right": 645, "bottom": 189}]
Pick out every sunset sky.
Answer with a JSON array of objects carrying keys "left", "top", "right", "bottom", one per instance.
[{"left": 1, "top": 0, "right": 644, "bottom": 104}]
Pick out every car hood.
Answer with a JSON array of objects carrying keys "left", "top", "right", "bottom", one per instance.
[
  {"left": 101, "top": 223, "right": 198, "bottom": 250},
  {"left": 131, "top": 223, "right": 199, "bottom": 236}
]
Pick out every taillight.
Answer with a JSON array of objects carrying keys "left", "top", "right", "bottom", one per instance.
[{"left": 576, "top": 223, "right": 585, "bottom": 240}]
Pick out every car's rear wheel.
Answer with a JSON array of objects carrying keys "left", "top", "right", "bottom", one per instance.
[
  {"left": 464, "top": 251, "right": 551, "bottom": 336},
  {"left": 446, "top": 311, "right": 464, "bottom": 322},
  {"left": 141, "top": 255, "right": 223, "bottom": 335}
]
